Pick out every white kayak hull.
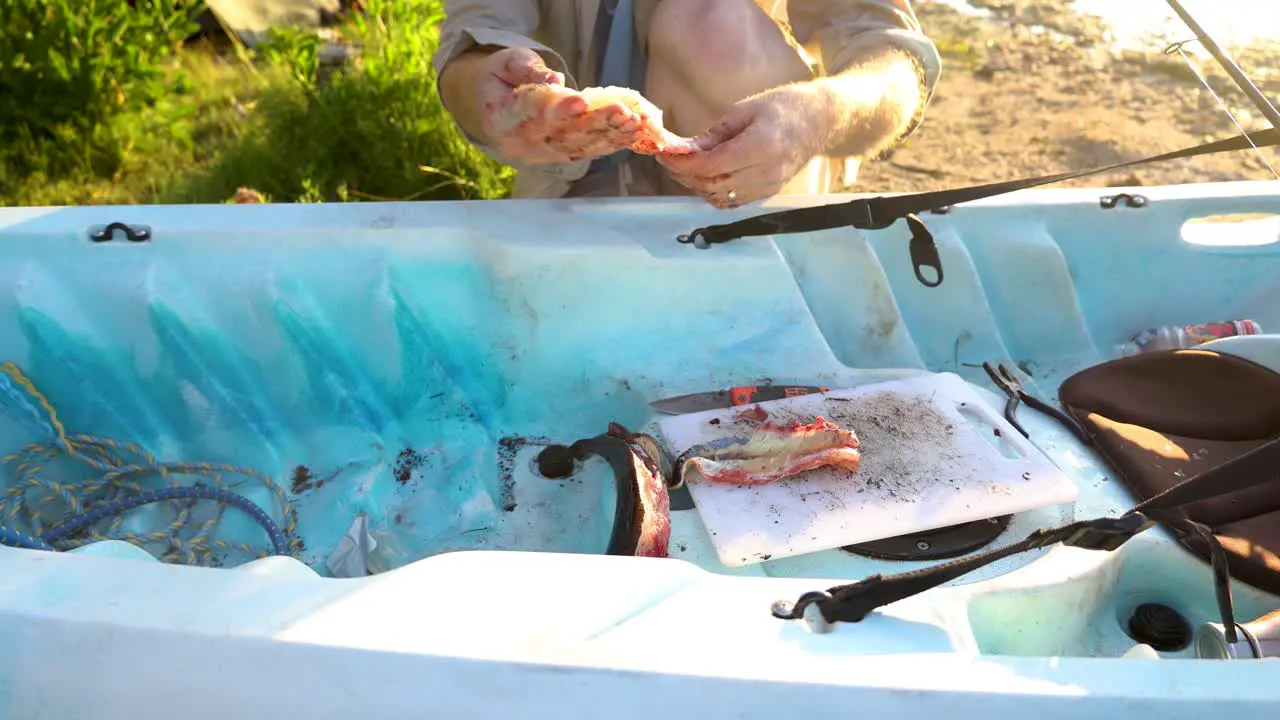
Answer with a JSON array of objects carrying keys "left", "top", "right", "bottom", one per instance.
[{"left": 0, "top": 179, "right": 1277, "bottom": 717}]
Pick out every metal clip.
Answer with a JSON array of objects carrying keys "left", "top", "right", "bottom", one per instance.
[
  {"left": 1099, "top": 193, "right": 1148, "bottom": 210},
  {"left": 676, "top": 231, "right": 711, "bottom": 250},
  {"left": 89, "top": 222, "right": 152, "bottom": 243},
  {"left": 905, "top": 214, "right": 944, "bottom": 288},
  {"left": 1062, "top": 513, "right": 1153, "bottom": 551}
]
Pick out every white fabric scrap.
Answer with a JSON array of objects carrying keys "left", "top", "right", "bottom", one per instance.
[{"left": 326, "top": 514, "right": 378, "bottom": 578}]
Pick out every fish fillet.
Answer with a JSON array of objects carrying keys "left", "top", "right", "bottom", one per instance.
[
  {"left": 495, "top": 83, "right": 701, "bottom": 155},
  {"left": 681, "top": 417, "right": 862, "bottom": 486}
]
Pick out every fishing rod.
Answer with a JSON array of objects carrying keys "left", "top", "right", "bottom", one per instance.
[{"left": 1166, "top": 0, "right": 1280, "bottom": 130}]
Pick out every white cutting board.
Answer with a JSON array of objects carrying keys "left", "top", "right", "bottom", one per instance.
[{"left": 657, "top": 373, "right": 1079, "bottom": 567}]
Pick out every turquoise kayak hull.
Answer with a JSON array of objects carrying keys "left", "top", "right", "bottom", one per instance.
[{"left": 0, "top": 180, "right": 1277, "bottom": 717}]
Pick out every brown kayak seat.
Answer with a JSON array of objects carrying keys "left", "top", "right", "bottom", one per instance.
[{"left": 1059, "top": 348, "right": 1280, "bottom": 595}]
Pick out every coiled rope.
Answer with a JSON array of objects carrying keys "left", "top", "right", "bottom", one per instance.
[{"left": 0, "top": 361, "right": 301, "bottom": 565}]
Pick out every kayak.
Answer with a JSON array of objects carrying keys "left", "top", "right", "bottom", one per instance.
[{"left": 0, "top": 178, "right": 1278, "bottom": 718}]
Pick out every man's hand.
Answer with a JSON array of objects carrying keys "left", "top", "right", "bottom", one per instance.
[
  {"left": 459, "top": 47, "right": 649, "bottom": 165},
  {"left": 657, "top": 47, "right": 924, "bottom": 209},
  {"left": 657, "top": 84, "right": 833, "bottom": 209}
]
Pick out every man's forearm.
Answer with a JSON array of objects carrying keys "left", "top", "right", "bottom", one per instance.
[
  {"left": 438, "top": 46, "right": 503, "bottom": 145},
  {"left": 806, "top": 47, "right": 926, "bottom": 159}
]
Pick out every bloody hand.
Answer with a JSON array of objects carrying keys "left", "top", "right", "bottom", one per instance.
[
  {"left": 477, "top": 48, "right": 700, "bottom": 165},
  {"left": 478, "top": 48, "right": 647, "bottom": 165},
  {"left": 658, "top": 84, "right": 831, "bottom": 208}
]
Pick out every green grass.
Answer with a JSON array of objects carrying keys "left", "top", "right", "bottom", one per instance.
[{"left": 0, "top": 0, "right": 515, "bottom": 207}]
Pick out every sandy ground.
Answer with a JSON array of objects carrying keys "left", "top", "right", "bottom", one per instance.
[{"left": 854, "top": 1, "right": 1279, "bottom": 193}]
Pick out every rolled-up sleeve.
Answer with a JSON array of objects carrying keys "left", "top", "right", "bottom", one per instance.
[
  {"left": 789, "top": 0, "right": 943, "bottom": 135},
  {"left": 431, "top": 0, "right": 574, "bottom": 84}
]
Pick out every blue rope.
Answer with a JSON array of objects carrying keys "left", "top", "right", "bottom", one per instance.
[
  {"left": 0, "top": 361, "right": 301, "bottom": 564},
  {"left": 40, "top": 485, "right": 290, "bottom": 555},
  {"left": 0, "top": 526, "right": 54, "bottom": 552}
]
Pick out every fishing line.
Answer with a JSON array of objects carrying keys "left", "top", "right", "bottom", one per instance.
[
  {"left": 1165, "top": 0, "right": 1280, "bottom": 129},
  {"left": 1163, "top": 39, "right": 1279, "bottom": 180}
]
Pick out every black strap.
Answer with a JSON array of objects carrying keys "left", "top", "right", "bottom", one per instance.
[
  {"left": 1132, "top": 436, "right": 1280, "bottom": 515},
  {"left": 536, "top": 423, "right": 672, "bottom": 557},
  {"left": 679, "top": 128, "right": 1280, "bottom": 287},
  {"left": 773, "top": 436, "right": 1280, "bottom": 637}
]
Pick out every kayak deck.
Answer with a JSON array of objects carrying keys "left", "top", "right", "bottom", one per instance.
[{"left": 0, "top": 181, "right": 1278, "bottom": 715}]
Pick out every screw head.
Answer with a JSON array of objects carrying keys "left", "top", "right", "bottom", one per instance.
[
  {"left": 916, "top": 540, "right": 931, "bottom": 550},
  {"left": 770, "top": 600, "right": 795, "bottom": 618}
]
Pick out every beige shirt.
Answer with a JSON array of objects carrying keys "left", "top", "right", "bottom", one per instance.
[{"left": 432, "top": 0, "right": 943, "bottom": 199}]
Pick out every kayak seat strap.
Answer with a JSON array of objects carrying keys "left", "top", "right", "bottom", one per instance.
[
  {"left": 537, "top": 422, "right": 673, "bottom": 557},
  {"left": 773, "top": 349, "right": 1280, "bottom": 635},
  {"left": 1059, "top": 348, "right": 1280, "bottom": 594}
]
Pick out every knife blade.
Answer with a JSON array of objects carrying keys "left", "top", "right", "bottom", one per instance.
[{"left": 649, "top": 385, "right": 830, "bottom": 415}]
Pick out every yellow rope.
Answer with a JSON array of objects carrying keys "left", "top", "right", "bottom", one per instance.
[{"left": 0, "top": 362, "right": 302, "bottom": 565}]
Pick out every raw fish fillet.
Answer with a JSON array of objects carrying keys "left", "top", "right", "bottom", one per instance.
[
  {"left": 494, "top": 83, "right": 701, "bottom": 155},
  {"left": 681, "top": 417, "right": 862, "bottom": 486}
]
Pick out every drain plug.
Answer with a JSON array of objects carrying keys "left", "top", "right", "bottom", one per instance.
[{"left": 1127, "top": 603, "right": 1192, "bottom": 652}]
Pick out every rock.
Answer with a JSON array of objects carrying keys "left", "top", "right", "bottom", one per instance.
[
  {"left": 203, "top": 0, "right": 342, "bottom": 40},
  {"left": 202, "top": 0, "right": 358, "bottom": 66}
]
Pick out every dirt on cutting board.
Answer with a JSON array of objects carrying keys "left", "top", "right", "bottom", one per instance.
[{"left": 853, "top": 1, "right": 1279, "bottom": 193}]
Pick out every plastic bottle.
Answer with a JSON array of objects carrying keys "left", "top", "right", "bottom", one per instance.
[
  {"left": 1115, "top": 319, "right": 1263, "bottom": 358},
  {"left": 365, "top": 529, "right": 413, "bottom": 575}
]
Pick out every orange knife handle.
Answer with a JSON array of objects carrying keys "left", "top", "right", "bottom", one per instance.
[{"left": 730, "top": 385, "right": 829, "bottom": 405}]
